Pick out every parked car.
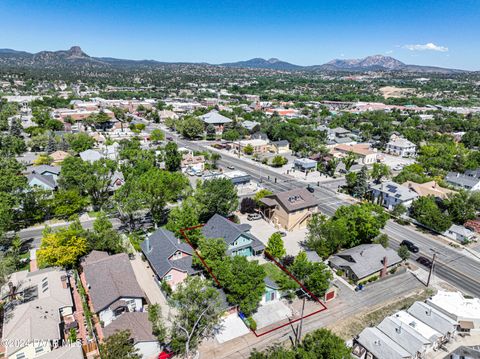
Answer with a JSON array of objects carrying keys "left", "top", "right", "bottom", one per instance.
[
  {"left": 227, "top": 165, "right": 235, "bottom": 170},
  {"left": 416, "top": 256, "right": 433, "bottom": 268},
  {"left": 275, "top": 231, "right": 287, "bottom": 237},
  {"left": 158, "top": 346, "right": 174, "bottom": 359},
  {"left": 247, "top": 213, "right": 262, "bottom": 221},
  {"left": 400, "top": 240, "right": 419, "bottom": 253}
]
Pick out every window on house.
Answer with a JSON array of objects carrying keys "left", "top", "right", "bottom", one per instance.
[
  {"left": 35, "top": 346, "right": 44, "bottom": 354},
  {"left": 164, "top": 274, "right": 173, "bottom": 281},
  {"left": 16, "top": 353, "right": 26, "bottom": 359}
]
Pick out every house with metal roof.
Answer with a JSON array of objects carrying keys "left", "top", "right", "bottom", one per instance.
[
  {"left": 202, "top": 214, "right": 265, "bottom": 257},
  {"left": 260, "top": 188, "right": 319, "bottom": 231},
  {"left": 407, "top": 302, "right": 458, "bottom": 342},
  {"left": 141, "top": 228, "right": 199, "bottom": 289},
  {"left": 200, "top": 110, "right": 232, "bottom": 134},
  {"left": 370, "top": 181, "right": 419, "bottom": 210},
  {"left": 353, "top": 327, "right": 412, "bottom": 359},
  {"left": 80, "top": 251, "right": 145, "bottom": 326},
  {"left": 377, "top": 316, "right": 432, "bottom": 358},
  {"left": 329, "top": 244, "right": 402, "bottom": 282}
]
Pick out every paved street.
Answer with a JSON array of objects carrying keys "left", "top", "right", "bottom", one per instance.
[
  {"left": 199, "top": 271, "right": 424, "bottom": 358},
  {"left": 166, "top": 131, "right": 480, "bottom": 298}
]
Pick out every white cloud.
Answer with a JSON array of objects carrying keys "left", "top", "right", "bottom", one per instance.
[
  {"left": 385, "top": 50, "right": 393, "bottom": 54},
  {"left": 403, "top": 42, "right": 448, "bottom": 52}
]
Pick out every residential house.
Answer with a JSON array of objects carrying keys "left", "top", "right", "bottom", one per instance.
[
  {"left": 443, "top": 224, "right": 476, "bottom": 243},
  {"left": 376, "top": 316, "right": 432, "bottom": 358},
  {"left": 202, "top": 214, "right": 265, "bottom": 257},
  {"left": 260, "top": 188, "right": 319, "bottom": 231},
  {"left": 231, "top": 139, "right": 270, "bottom": 154},
  {"left": 465, "top": 218, "right": 480, "bottom": 234},
  {"left": 1, "top": 268, "right": 74, "bottom": 359},
  {"left": 270, "top": 140, "right": 290, "bottom": 154},
  {"left": 200, "top": 110, "right": 232, "bottom": 134},
  {"left": 32, "top": 346, "right": 84, "bottom": 359},
  {"left": 333, "top": 143, "right": 378, "bottom": 165},
  {"left": 445, "top": 169, "right": 480, "bottom": 191},
  {"left": 27, "top": 165, "right": 60, "bottom": 180},
  {"left": 103, "top": 312, "right": 160, "bottom": 358},
  {"left": 261, "top": 277, "right": 281, "bottom": 304},
  {"left": 293, "top": 158, "right": 317, "bottom": 173},
  {"left": 386, "top": 135, "right": 417, "bottom": 157},
  {"left": 407, "top": 302, "right": 458, "bottom": 343},
  {"left": 427, "top": 291, "right": 480, "bottom": 333},
  {"left": 49, "top": 150, "right": 70, "bottom": 164},
  {"left": 401, "top": 181, "right": 456, "bottom": 200},
  {"left": 445, "top": 346, "right": 480, "bottom": 359},
  {"left": 223, "top": 170, "right": 252, "bottom": 187},
  {"left": 141, "top": 228, "right": 198, "bottom": 289},
  {"left": 251, "top": 132, "right": 269, "bottom": 141},
  {"left": 27, "top": 173, "right": 57, "bottom": 191},
  {"left": 370, "top": 181, "right": 419, "bottom": 210},
  {"left": 158, "top": 110, "right": 178, "bottom": 121},
  {"left": 181, "top": 153, "right": 205, "bottom": 173},
  {"left": 393, "top": 311, "right": 443, "bottom": 350},
  {"left": 79, "top": 149, "right": 103, "bottom": 163},
  {"left": 353, "top": 327, "right": 412, "bottom": 359},
  {"left": 329, "top": 244, "right": 402, "bottom": 282},
  {"left": 80, "top": 251, "right": 145, "bottom": 326},
  {"left": 241, "top": 120, "right": 260, "bottom": 132},
  {"left": 108, "top": 171, "right": 125, "bottom": 192}
]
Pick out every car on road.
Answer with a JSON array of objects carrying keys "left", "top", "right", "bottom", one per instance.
[
  {"left": 247, "top": 213, "right": 262, "bottom": 221},
  {"left": 227, "top": 165, "right": 235, "bottom": 170},
  {"left": 416, "top": 256, "right": 433, "bottom": 268},
  {"left": 275, "top": 231, "right": 287, "bottom": 237},
  {"left": 400, "top": 240, "right": 419, "bottom": 253},
  {"left": 306, "top": 185, "right": 315, "bottom": 193}
]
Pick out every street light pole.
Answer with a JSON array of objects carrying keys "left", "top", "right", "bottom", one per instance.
[{"left": 426, "top": 250, "right": 438, "bottom": 287}]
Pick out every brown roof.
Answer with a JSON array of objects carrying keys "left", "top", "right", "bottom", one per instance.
[
  {"left": 103, "top": 312, "right": 156, "bottom": 343},
  {"left": 334, "top": 143, "right": 376, "bottom": 156},
  {"left": 264, "top": 188, "right": 318, "bottom": 213},
  {"left": 401, "top": 181, "right": 456, "bottom": 199},
  {"left": 82, "top": 252, "right": 144, "bottom": 313}
]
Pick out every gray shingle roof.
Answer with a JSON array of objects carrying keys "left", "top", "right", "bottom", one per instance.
[
  {"left": 141, "top": 228, "right": 196, "bottom": 279},
  {"left": 356, "top": 327, "right": 411, "bottom": 359},
  {"left": 445, "top": 169, "right": 480, "bottom": 189},
  {"left": 82, "top": 252, "right": 144, "bottom": 313},
  {"left": 200, "top": 110, "right": 232, "bottom": 125},
  {"left": 407, "top": 302, "right": 457, "bottom": 336},
  {"left": 27, "top": 173, "right": 57, "bottom": 189},
  {"left": 377, "top": 316, "right": 430, "bottom": 356},
  {"left": 330, "top": 244, "right": 402, "bottom": 280},
  {"left": 103, "top": 312, "right": 157, "bottom": 344},
  {"left": 27, "top": 165, "right": 61, "bottom": 176},
  {"left": 262, "top": 188, "right": 318, "bottom": 213},
  {"left": 201, "top": 214, "right": 265, "bottom": 253},
  {"left": 264, "top": 276, "right": 279, "bottom": 290}
]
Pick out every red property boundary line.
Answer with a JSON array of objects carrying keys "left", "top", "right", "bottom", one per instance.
[{"left": 179, "top": 224, "right": 328, "bottom": 338}]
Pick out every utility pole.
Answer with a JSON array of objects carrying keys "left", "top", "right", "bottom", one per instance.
[
  {"left": 296, "top": 297, "right": 306, "bottom": 346},
  {"left": 426, "top": 250, "right": 438, "bottom": 287}
]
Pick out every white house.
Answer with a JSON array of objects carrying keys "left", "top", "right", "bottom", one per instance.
[
  {"left": 386, "top": 135, "right": 417, "bottom": 157},
  {"left": 370, "top": 181, "right": 419, "bottom": 210},
  {"left": 443, "top": 224, "right": 476, "bottom": 243}
]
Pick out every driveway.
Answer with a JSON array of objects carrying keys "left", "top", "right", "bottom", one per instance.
[
  {"left": 238, "top": 213, "right": 306, "bottom": 255},
  {"left": 130, "top": 255, "right": 170, "bottom": 311},
  {"left": 215, "top": 314, "right": 250, "bottom": 343},
  {"left": 252, "top": 301, "right": 293, "bottom": 329}
]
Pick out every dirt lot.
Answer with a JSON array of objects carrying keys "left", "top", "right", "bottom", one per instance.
[{"left": 379, "top": 86, "right": 417, "bottom": 98}]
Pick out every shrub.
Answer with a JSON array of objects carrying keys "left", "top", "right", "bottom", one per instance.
[
  {"left": 160, "top": 280, "right": 173, "bottom": 297},
  {"left": 336, "top": 269, "right": 344, "bottom": 277},
  {"left": 389, "top": 267, "right": 397, "bottom": 274},
  {"left": 247, "top": 316, "right": 257, "bottom": 331}
]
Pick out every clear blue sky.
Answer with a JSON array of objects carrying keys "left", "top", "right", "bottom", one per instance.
[{"left": 1, "top": 0, "right": 479, "bottom": 70}]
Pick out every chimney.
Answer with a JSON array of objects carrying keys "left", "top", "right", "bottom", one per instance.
[
  {"left": 60, "top": 275, "right": 68, "bottom": 289},
  {"left": 145, "top": 237, "right": 152, "bottom": 252},
  {"left": 380, "top": 255, "right": 388, "bottom": 278}
]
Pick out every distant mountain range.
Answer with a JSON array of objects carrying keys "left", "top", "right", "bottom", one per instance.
[{"left": 0, "top": 46, "right": 468, "bottom": 74}]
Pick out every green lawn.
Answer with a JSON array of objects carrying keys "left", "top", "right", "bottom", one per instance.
[{"left": 261, "top": 262, "right": 300, "bottom": 291}]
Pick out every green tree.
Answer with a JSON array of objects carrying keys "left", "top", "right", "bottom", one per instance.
[
  {"left": 444, "top": 191, "right": 478, "bottom": 224},
  {"left": 288, "top": 252, "right": 332, "bottom": 298},
  {"left": 90, "top": 211, "right": 124, "bottom": 253},
  {"left": 179, "top": 117, "right": 205, "bottom": 139},
  {"left": 271, "top": 155, "right": 288, "bottom": 167},
  {"left": 222, "top": 129, "right": 241, "bottom": 141},
  {"left": 296, "top": 328, "right": 351, "bottom": 359},
  {"left": 398, "top": 245, "right": 411, "bottom": 261},
  {"left": 150, "top": 129, "right": 165, "bottom": 143},
  {"left": 148, "top": 304, "right": 167, "bottom": 344},
  {"left": 37, "top": 221, "right": 88, "bottom": 268},
  {"left": 65, "top": 132, "right": 95, "bottom": 153},
  {"left": 391, "top": 203, "right": 407, "bottom": 218},
  {"left": 342, "top": 151, "right": 357, "bottom": 172},
  {"left": 52, "top": 189, "right": 88, "bottom": 219},
  {"left": 373, "top": 233, "right": 389, "bottom": 248},
  {"left": 254, "top": 189, "right": 273, "bottom": 206},
  {"left": 164, "top": 141, "right": 182, "bottom": 172},
  {"left": 306, "top": 213, "right": 349, "bottom": 258},
  {"left": 194, "top": 178, "right": 238, "bottom": 222},
  {"left": 371, "top": 163, "right": 391, "bottom": 184},
  {"left": 410, "top": 196, "right": 452, "bottom": 232},
  {"left": 243, "top": 144, "right": 254, "bottom": 155},
  {"left": 206, "top": 124, "right": 217, "bottom": 140},
  {"left": 194, "top": 237, "right": 228, "bottom": 269},
  {"left": 165, "top": 197, "right": 201, "bottom": 244},
  {"left": 352, "top": 165, "right": 369, "bottom": 198},
  {"left": 100, "top": 330, "right": 141, "bottom": 359},
  {"left": 266, "top": 232, "right": 286, "bottom": 259},
  {"left": 169, "top": 276, "right": 224, "bottom": 357}
]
